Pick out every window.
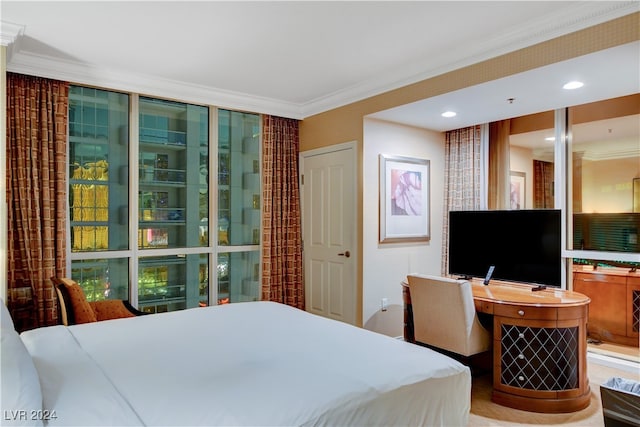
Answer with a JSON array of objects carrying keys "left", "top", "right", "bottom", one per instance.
[
  {"left": 68, "top": 87, "right": 130, "bottom": 300},
  {"left": 216, "top": 110, "right": 261, "bottom": 304},
  {"left": 68, "top": 87, "right": 261, "bottom": 311},
  {"left": 568, "top": 96, "right": 639, "bottom": 268}
]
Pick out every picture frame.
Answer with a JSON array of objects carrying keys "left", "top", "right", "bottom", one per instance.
[
  {"left": 510, "top": 171, "right": 526, "bottom": 210},
  {"left": 379, "top": 154, "right": 430, "bottom": 243}
]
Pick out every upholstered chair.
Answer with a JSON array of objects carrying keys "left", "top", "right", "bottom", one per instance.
[
  {"left": 407, "top": 274, "right": 491, "bottom": 358},
  {"left": 51, "top": 277, "right": 147, "bottom": 326}
]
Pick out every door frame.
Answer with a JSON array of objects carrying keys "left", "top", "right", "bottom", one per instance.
[{"left": 300, "top": 141, "right": 359, "bottom": 325}]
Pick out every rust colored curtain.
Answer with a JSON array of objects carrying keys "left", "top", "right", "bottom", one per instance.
[
  {"left": 441, "top": 125, "right": 483, "bottom": 276},
  {"left": 261, "top": 115, "right": 304, "bottom": 309},
  {"left": 533, "top": 160, "right": 554, "bottom": 208},
  {"left": 6, "top": 73, "right": 68, "bottom": 327},
  {"left": 488, "top": 119, "right": 511, "bottom": 210}
]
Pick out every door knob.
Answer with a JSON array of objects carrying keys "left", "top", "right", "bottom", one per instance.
[{"left": 338, "top": 251, "right": 351, "bottom": 258}]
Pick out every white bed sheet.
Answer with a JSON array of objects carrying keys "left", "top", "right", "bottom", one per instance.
[{"left": 21, "top": 301, "right": 471, "bottom": 426}]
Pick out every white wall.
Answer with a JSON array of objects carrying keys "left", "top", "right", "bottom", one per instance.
[{"left": 362, "top": 118, "right": 445, "bottom": 337}]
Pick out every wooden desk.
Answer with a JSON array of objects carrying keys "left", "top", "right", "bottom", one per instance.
[{"left": 402, "top": 280, "right": 591, "bottom": 413}]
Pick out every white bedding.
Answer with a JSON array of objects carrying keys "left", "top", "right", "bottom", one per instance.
[{"left": 20, "top": 301, "right": 471, "bottom": 426}]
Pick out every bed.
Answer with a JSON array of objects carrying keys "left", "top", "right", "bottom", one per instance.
[{"left": 2, "top": 300, "right": 471, "bottom": 426}]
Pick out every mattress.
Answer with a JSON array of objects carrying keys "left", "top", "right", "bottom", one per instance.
[{"left": 20, "top": 301, "right": 470, "bottom": 426}]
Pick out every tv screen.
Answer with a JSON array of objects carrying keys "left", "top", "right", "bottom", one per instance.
[{"left": 448, "top": 209, "right": 561, "bottom": 287}]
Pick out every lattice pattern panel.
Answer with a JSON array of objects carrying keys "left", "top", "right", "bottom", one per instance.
[
  {"left": 501, "top": 325, "right": 578, "bottom": 391},
  {"left": 633, "top": 290, "right": 640, "bottom": 333}
]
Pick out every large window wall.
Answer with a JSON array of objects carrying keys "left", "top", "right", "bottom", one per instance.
[{"left": 68, "top": 86, "right": 261, "bottom": 312}]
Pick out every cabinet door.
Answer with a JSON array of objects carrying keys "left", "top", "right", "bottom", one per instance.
[
  {"left": 573, "top": 272, "right": 627, "bottom": 339},
  {"left": 494, "top": 316, "right": 578, "bottom": 398},
  {"left": 627, "top": 276, "right": 640, "bottom": 338}
]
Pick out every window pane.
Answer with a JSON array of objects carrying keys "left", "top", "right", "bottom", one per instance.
[
  {"left": 69, "top": 86, "right": 129, "bottom": 251},
  {"left": 217, "top": 251, "right": 260, "bottom": 304},
  {"left": 218, "top": 110, "right": 260, "bottom": 246},
  {"left": 569, "top": 100, "right": 640, "bottom": 254},
  {"left": 138, "top": 97, "right": 209, "bottom": 249},
  {"left": 71, "top": 258, "right": 129, "bottom": 302},
  {"left": 138, "top": 254, "right": 208, "bottom": 313}
]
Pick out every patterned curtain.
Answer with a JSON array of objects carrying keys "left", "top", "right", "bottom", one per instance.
[
  {"left": 6, "top": 73, "right": 69, "bottom": 327},
  {"left": 441, "top": 125, "right": 483, "bottom": 276},
  {"left": 488, "top": 119, "right": 511, "bottom": 210},
  {"left": 533, "top": 160, "right": 554, "bottom": 208},
  {"left": 261, "top": 115, "right": 304, "bottom": 309}
]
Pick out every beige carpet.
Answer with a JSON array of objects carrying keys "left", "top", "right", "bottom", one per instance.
[{"left": 468, "top": 357, "right": 639, "bottom": 426}]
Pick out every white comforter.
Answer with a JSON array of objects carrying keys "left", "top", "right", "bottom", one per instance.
[{"left": 21, "top": 301, "right": 470, "bottom": 426}]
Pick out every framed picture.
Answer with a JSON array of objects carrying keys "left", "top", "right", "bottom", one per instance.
[
  {"left": 379, "top": 154, "right": 430, "bottom": 243},
  {"left": 510, "top": 171, "right": 526, "bottom": 210}
]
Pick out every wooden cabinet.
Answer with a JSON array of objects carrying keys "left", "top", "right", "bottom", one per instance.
[
  {"left": 626, "top": 276, "right": 640, "bottom": 339},
  {"left": 573, "top": 268, "right": 640, "bottom": 346},
  {"left": 491, "top": 301, "right": 590, "bottom": 413}
]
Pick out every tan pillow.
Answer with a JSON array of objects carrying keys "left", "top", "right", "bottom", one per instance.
[
  {"left": 90, "top": 300, "right": 136, "bottom": 321},
  {"left": 59, "top": 278, "right": 97, "bottom": 324}
]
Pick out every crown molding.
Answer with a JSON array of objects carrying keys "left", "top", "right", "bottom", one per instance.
[
  {"left": 7, "top": 50, "right": 305, "bottom": 119},
  {"left": 4, "top": 2, "right": 639, "bottom": 119},
  {"left": 582, "top": 147, "right": 640, "bottom": 161},
  {"left": 299, "top": 2, "right": 640, "bottom": 117},
  {"left": 0, "top": 21, "right": 23, "bottom": 47}
]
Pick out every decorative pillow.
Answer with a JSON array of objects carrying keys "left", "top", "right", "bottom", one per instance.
[
  {"left": 59, "top": 278, "right": 97, "bottom": 324},
  {"left": 89, "top": 300, "right": 136, "bottom": 321},
  {"left": 1, "top": 297, "right": 15, "bottom": 331},
  {"left": 0, "top": 327, "right": 44, "bottom": 426}
]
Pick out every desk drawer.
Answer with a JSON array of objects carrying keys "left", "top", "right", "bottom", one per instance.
[
  {"left": 494, "top": 304, "right": 557, "bottom": 320},
  {"left": 474, "top": 299, "right": 493, "bottom": 314}
]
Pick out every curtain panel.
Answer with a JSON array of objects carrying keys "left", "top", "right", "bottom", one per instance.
[
  {"left": 6, "top": 73, "right": 69, "bottom": 327},
  {"left": 488, "top": 119, "right": 511, "bottom": 210},
  {"left": 261, "top": 115, "right": 304, "bottom": 310},
  {"left": 441, "top": 125, "right": 483, "bottom": 276},
  {"left": 533, "top": 160, "right": 554, "bottom": 208}
]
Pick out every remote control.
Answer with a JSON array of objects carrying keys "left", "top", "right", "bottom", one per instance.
[{"left": 483, "top": 265, "right": 495, "bottom": 285}]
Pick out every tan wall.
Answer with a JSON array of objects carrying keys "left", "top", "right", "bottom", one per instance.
[
  {"left": 299, "top": 13, "right": 640, "bottom": 325},
  {"left": 300, "top": 13, "right": 640, "bottom": 150}
]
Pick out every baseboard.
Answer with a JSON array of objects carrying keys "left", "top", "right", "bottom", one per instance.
[{"left": 588, "top": 351, "right": 640, "bottom": 374}]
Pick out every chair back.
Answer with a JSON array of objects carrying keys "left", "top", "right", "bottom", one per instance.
[{"left": 407, "top": 274, "right": 491, "bottom": 357}]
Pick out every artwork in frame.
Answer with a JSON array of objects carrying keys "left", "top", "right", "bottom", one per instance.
[
  {"left": 510, "top": 171, "right": 526, "bottom": 210},
  {"left": 379, "top": 154, "right": 430, "bottom": 243}
]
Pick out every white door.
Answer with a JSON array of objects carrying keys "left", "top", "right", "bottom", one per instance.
[{"left": 301, "top": 142, "right": 356, "bottom": 325}]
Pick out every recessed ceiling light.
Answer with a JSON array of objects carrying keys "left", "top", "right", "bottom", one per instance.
[
  {"left": 441, "top": 111, "right": 456, "bottom": 118},
  {"left": 545, "top": 137, "right": 555, "bottom": 141},
  {"left": 563, "top": 81, "right": 584, "bottom": 90}
]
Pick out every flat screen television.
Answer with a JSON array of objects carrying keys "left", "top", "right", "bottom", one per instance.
[{"left": 448, "top": 209, "right": 561, "bottom": 287}]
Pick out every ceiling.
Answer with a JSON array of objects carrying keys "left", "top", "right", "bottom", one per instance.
[{"left": 2, "top": 1, "right": 639, "bottom": 130}]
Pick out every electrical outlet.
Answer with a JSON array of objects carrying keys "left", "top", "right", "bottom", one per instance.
[{"left": 381, "top": 298, "right": 388, "bottom": 312}]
